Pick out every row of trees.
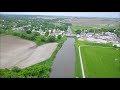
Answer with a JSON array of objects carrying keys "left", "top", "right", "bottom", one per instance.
[{"left": 0, "top": 29, "right": 62, "bottom": 45}]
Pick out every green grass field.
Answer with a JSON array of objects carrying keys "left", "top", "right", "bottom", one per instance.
[
  {"left": 75, "top": 38, "right": 120, "bottom": 78},
  {"left": 71, "top": 25, "right": 94, "bottom": 34},
  {"left": 81, "top": 46, "right": 120, "bottom": 78}
]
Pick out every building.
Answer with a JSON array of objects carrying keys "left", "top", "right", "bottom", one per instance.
[
  {"left": 76, "top": 34, "right": 80, "bottom": 38},
  {"left": 113, "top": 43, "right": 120, "bottom": 47}
]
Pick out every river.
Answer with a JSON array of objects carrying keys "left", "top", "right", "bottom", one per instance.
[{"left": 50, "top": 26, "right": 76, "bottom": 78}]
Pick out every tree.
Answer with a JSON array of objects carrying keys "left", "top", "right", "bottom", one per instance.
[
  {"left": 58, "top": 35, "right": 61, "bottom": 39},
  {"left": 40, "top": 35, "right": 46, "bottom": 42},
  {"left": 48, "top": 36, "right": 55, "bottom": 42},
  {"left": 32, "top": 32, "right": 40, "bottom": 36},
  {"left": 26, "top": 30, "right": 31, "bottom": 34},
  {"left": 12, "top": 66, "right": 21, "bottom": 73},
  {"left": 75, "top": 29, "right": 81, "bottom": 34},
  {"left": 45, "top": 31, "right": 49, "bottom": 36},
  {"left": 114, "top": 45, "right": 117, "bottom": 48}
]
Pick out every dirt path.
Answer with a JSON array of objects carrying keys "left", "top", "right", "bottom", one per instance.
[
  {"left": 0, "top": 35, "right": 58, "bottom": 69},
  {"left": 79, "top": 46, "right": 86, "bottom": 78}
]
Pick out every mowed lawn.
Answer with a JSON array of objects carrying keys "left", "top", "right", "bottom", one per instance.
[{"left": 81, "top": 46, "right": 120, "bottom": 78}]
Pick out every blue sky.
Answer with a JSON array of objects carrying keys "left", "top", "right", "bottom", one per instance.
[{"left": 0, "top": 12, "right": 120, "bottom": 18}]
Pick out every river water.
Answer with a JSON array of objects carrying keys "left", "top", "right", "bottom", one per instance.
[{"left": 50, "top": 26, "right": 76, "bottom": 78}]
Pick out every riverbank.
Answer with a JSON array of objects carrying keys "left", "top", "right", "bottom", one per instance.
[{"left": 0, "top": 36, "right": 67, "bottom": 78}]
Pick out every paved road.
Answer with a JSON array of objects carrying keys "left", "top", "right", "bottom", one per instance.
[{"left": 50, "top": 26, "right": 76, "bottom": 78}]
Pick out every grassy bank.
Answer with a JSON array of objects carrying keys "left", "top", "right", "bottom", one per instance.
[
  {"left": 74, "top": 38, "right": 120, "bottom": 78},
  {"left": 74, "top": 39, "right": 82, "bottom": 78},
  {"left": 0, "top": 36, "right": 67, "bottom": 78},
  {"left": 76, "top": 39, "right": 113, "bottom": 47}
]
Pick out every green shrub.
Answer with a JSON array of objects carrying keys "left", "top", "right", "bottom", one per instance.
[
  {"left": 12, "top": 66, "right": 21, "bottom": 73},
  {"left": 27, "top": 34, "right": 35, "bottom": 41},
  {"left": 48, "top": 36, "right": 55, "bottom": 42},
  {"left": 58, "top": 35, "right": 61, "bottom": 39},
  {"left": 20, "top": 32, "right": 26, "bottom": 38},
  {"left": 12, "top": 31, "right": 21, "bottom": 36},
  {"left": 26, "top": 30, "right": 31, "bottom": 34},
  {"left": 32, "top": 32, "right": 40, "bottom": 36},
  {"left": 0, "top": 29, "right": 4, "bottom": 34},
  {"left": 75, "top": 29, "right": 81, "bottom": 34},
  {"left": 45, "top": 31, "right": 49, "bottom": 36},
  {"left": 35, "top": 36, "right": 41, "bottom": 45},
  {"left": 40, "top": 35, "right": 46, "bottom": 42},
  {"left": 114, "top": 45, "right": 117, "bottom": 48},
  {"left": 0, "top": 70, "right": 4, "bottom": 77}
]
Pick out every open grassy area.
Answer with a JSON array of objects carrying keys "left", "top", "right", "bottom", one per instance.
[
  {"left": 81, "top": 46, "right": 120, "bottom": 78},
  {"left": 75, "top": 38, "right": 120, "bottom": 78},
  {"left": 76, "top": 38, "right": 113, "bottom": 47},
  {"left": 0, "top": 36, "right": 67, "bottom": 78},
  {"left": 74, "top": 42, "right": 82, "bottom": 78},
  {"left": 71, "top": 25, "right": 94, "bottom": 34}
]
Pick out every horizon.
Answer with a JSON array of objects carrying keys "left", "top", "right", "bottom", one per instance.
[{"left": 0, "top": 12, "right": 120, "bottom": 18}]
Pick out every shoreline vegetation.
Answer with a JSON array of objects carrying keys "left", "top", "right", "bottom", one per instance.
[{"left": 0, "top": 31, "right": 67, "bottom": 78}]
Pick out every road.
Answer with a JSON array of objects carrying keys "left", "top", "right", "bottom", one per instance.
[{"left": 50, "top": 26, "right": 76, "bottom": 78}]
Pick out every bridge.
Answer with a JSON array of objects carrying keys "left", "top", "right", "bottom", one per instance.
[{"left": 65, "top": 33, "right": 76, "bottom": 37}]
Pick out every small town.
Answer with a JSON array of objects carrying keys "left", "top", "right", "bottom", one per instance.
[
  {"left": 11, "top": 23, "right": 120, "bottom": 47},
  {"left": 77, "top": 31, "right": 120, "bottom": 47}
]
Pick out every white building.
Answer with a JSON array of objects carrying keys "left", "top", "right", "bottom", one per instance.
[
  {"left": 76, "top": 34, "right": 80, "bottom": 38},
  {"left": 87, "top": 37, "right": 107, "bottom": 43},
  {"left": 113, "top": 43, "right": 120, "bottom": 47},
  {"left": 48, "top": 30, "right": 51, "bottom": 35}
]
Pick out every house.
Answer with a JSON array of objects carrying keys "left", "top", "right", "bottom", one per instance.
[
  {"left": 76, "top": 34, "right": 80, "bottom": 38},
  {"left": 48, "top": 30, "right": 52, "bottom": 35},
  {"left": 113, "top": 43, "right": 120, "bottom": 47}
]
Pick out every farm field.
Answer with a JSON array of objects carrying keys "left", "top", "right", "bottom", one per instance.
[
  {"left": 66, "top": 18, "right": 120, "bottom": 26},
  {"left": 0, "top": 35, "right": 58, "bottom": 69},
  {"left": 70, "top": 17, "right": 120, "bottom": 34},
  {"left": 75, "top": 39, "right": 120, "bottom": 78}
]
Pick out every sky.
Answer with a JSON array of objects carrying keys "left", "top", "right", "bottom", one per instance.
[{"left": 0, "top": 12, "right": 120, "bottom": 18}]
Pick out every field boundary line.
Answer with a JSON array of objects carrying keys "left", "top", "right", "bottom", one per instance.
[{"left": 78, "top": 46, "right": 86, "bottom": 78}]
